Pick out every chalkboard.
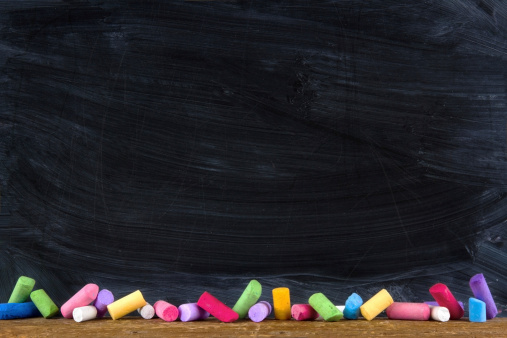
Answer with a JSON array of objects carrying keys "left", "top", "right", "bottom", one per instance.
[{"left": 1, "top": 1, "right": 505, "bottom": 315}]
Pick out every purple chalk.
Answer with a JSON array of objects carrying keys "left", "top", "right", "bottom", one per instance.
[
  {"left": 178, "top": 303, "right": 210, "bottom": 322},
  {"left": 470, "top": 273, "right": 498, "bottom": 320},
  {"left": 248, "top": 301, "right": 272, "bottom": 323},
  {"left": 93, "top": 289, "right": 114, "bottom": 318},
  {"left": 424, "top": 301, "right": 464, "bottom": 310}
]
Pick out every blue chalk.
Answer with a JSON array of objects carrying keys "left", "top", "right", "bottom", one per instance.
[
  {"left": 0, "top": 302, "right": 41, "bottom": 320},
  {"left": 469, "top": 298, "right": 486, "bottom": 322},
  {"left": 343, "top": 293, "right": 363, "bottom": 320}
]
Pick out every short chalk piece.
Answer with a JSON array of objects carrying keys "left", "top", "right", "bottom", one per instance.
[
  {"left": 178, "top": 302, "right": 210, "bottom": 322},
  {"left": 138, "top": 303, "right": 155, "bottom": 319},
  {"left": 61, "top": 283, "right": 99, "bottom": 319},
  {"left": 248, "top": 301, "right": 271, "bottom": 322},
  {"left": 429, "top": 283, "right": 464, "bottom": 320},
  {"left": 343, "top": 293, "right": 363, "bottom": 320},
  {"left": 424, "top": 300, "right": 464, "bottom": 310},
  {"left": 0, "top": 302, "right": 41, "bottom": 320},
  {"left": 8, "top": 276, "right": 36, "bottom": 303},
  {"left": 469, "top": 273, "right": 498, "bottom": 319},
  {"left": 386, "top": 302, "right": 430, "bottom": 321},
  {"left": 360, "top": 289, "right": 394, "bottom": 321},
  {"left": 197, "top": 291, "right": 239, "bottom": 323},
  {"left": 272, "top": 287, "right": 291, "bottom": 320},
  {"left": 93, "top": 289, "right": 114, "bottom": 318},
  {"left": 30, "top": 289, "right": 59, "bottom": 318},
  {"left": 428, "top": 305, "right": 450, "bottom": 322},
  {"left": 291, "top": 304, "right": 319, "bottom": 321},
  {"left": 73, "top": 305, "right": 97, "bottom": 322},
  {"left": 309, "top": 293, "right": 343, "bottom": 321},
  {"left": 154, "top": 300, "right": 179, "bottom": 322},
  {"left": 107, "top": 290, "right": 147, "bottom": 320},
  {"left": 232, "top": 280, "right": 262, "bottom": 319},
  {"left": 469, "top": 298, "right": 486, "bottom": 322}
]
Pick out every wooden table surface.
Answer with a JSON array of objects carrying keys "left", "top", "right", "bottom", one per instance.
[{"left": 1, "top": 317, "right": 505, "bottom": 337}]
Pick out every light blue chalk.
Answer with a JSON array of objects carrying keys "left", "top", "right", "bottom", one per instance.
[
  {"left": 0, "top": 302, "right": 41, "bottom": 320},
  {"left": 343, "top": 293, "right": 363, "bottom": 320},
  {"left": 469, "top": 298, "right": 486, "bottom": 322}
]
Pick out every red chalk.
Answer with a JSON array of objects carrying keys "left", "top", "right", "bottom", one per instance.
[
  {"left": 197, "top": 291, "right": 239, "bottom": 323},
  {"left": 291, "top": 304, "right": 319, "bottom": 321},
  {"left": 153, "top": 300, "right": 179, "bottom": 322},
  {"left": 429, "top": 283, "right": 464, "bottom": 320},
  {"left": 386, "top": 302, "right": 430, "bottom": 321}
]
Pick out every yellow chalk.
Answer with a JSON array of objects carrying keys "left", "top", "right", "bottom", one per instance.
[
  {"left": 107, "top": 290, "right": 147, "bottom": 320},
  {"left": 360, "top": 289, "right": 393, "bottom": 321},
  {"left": 272, "top": 287, "right": 291, "bottom": 320}
]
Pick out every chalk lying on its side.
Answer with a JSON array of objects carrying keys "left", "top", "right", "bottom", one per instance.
[
  {"left": 424, "top": 301, "right": 464, "bottom": 310},
  {"left": 138, "top": 303, "right": 155, "bottom": 319},
  {"left": 73, "top": 305, "right": 97, "bottom": 322},
  {"left": 360, "top": 289, "right": 394, "bottom": 321},
  {"left": 291, "top": 304, "right": 319, "bottom": 321},
  {"left": 107, "top": 290, "right": 147, "bottom": 320},
  {"left": 272, "top": 287, "right": 291, "bottom": 320},
  {"left": 61, "top": 284, "right": 99, "bottom": 319},
  {"left": 429, "top": 283, "right": 464, "bottom": 320},
  {"left": 469, "top": 273, "right": 498, "bottom": 319},
  {"left": 386, "top": 302, "right": 430, "bottom": 321},
  {"left": 0, "top": 302, "right": 41, "bottom": 320},
  {"left": 232, "top": 280, "right": 262, "bottom": 319},
  {"left": 197, "top": 291, "right": 238, "bottom": 323},
  {"left": 93, "top": 289, "right": 114, "bottom": 318},
  {"left": 469, "top": 298, "right": 486, "bottom": 322},
  {"left": 248, "top": 301, "right": 271, "bottom": 322},
  {"left": 178, "top": 303, "right": 209, "bottom": 322},
  {"left": 428, "top": 305, "right": 450, "bottom": 322},
  {"left": 154, "top": 300, "right": 179, "bottom": 322},
  {"left": 30, "top": 289, "right": 59, "bottom": 318},
  {"left": 344, "top": 293, "right": 363, "bottom": 320},
  {"left": 8, "top": 276, "right": 36, "bottom": 304},
  {"left": 309, "top": 293, "right": 342, "bottom": 321}
]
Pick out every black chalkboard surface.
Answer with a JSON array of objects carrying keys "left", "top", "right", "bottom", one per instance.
[{"left": 0, "top": 1, "right": 505, "bottom": 316}]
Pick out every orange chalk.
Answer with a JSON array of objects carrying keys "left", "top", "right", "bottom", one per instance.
[{"left": 272, "top": 287, "right": 291, "bottom": 320}]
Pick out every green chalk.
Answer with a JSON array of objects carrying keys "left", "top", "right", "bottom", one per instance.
[
  {"left": 309, "top": 292, "right": 343, "bottom": 322},
  {"left": 30, "top": 289, "right": 59, "bottom": 318},
  {"left": 8, "top": 276, "right": 36, "bottom": 303},
  {"left": 232, "top": 280, "right": 262, "bottom": 319}
]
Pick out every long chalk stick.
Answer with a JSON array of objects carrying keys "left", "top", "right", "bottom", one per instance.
[
  {"left": 8, "top": 276, "right": 36, "bottom": 304},
  {"left": 469, "top": 273, "right": 498, "bottom": 319},
  {"left": 197, "top": 291, "right": 238, "bottom": 323},
  {"left": 232, "top": 280, "right": 262, "bottom": 319},
  {"left": 107, "top": 290, "right": 147, "bottom": 320},
  {"left": 386, "top": 302, "right": 430, "bottom": 321},
  {"left": 61, "top": 284, "right": 99, "bottom": 319}
]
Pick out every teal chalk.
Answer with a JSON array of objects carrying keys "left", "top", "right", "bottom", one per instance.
[
  {"left": 469, "top": 298, "right": 486, "bottom": 322},
  {"left": 343, "top": 293, "right": 363, "bottom": 319}
]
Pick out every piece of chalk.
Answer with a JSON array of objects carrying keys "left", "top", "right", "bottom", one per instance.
[
  {"left": 428, "top": 305, "right": 450, "bottom": 322},
  {"left": 197, "top": 291, "right": 238, "bottom": 323},
  {"left": 248, "top": 301, "right": 271, "bottom": 322},
  {"left": 386, "top": 302, "right": 430, "bottom": 321},
  {"left": 93, "top": 289, "right": 114, "bottom": 318},
  {"left": 469, "top": 297, "right": 486, "bottom": 322},
  {"left": 8, "top": 276, "right": 36, "bottom": 304},
  {"left": 469, "top": 273, "right": 498, "bottom": 319},
  {"left": 344, "top": 293, "right": 363, "bottom": 320},
  {"left": 0, "top": 302, "right": 41, "bottom": 320},
  {"left": 232, "top": 280, "right": 262, "bottom": 319},
  {"left": 73, "top": 305, "right": 97, "bottom": 322},
  {"left": 138, "top": 303, "right": 155, "bottom": 319},
  {"left": 309, "top": 293, "right": 343, "bottom": 321},
  {"left": 291, "top": 304, "right": 319, "bottom": 321},
  {"left": 178, "top": 302, "right": 210, "bottom": 322},
  {"left": 30, "top": 289, "right": 59, "bottom": 318},
  {"left": 424, "top": 301, "right": 464, "bottom": 310},
  {"left": 272, "top": 287, "right": 291, "bottom": 320},
  {"left": 429, "top": 283, "right": 464, "bottom": 320},
  {"left": 336, "top": 305, "right": 345, "bottom": 312},
  {"left": 153, "top": 300, "right": 179, "bottom": 322},
  {"left": 360, "top": 289, "right": 394, "bottom": 321},
  {"left": 61, "top": 283, "right": 99, "bottom": 319},
  {"left": 107, "top": 290, "right": 147, "bottom": 320}
]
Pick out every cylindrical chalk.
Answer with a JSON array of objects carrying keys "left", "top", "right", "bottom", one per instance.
[
  {"left": 469, "top": 297, "right": 486, "bottom": 322},
  {"left": 107, "top": 290, "right": 147, "bottom": 320},
  {"left": 197, "top": 291, "right": 239, "bottom": 323},
  {"left": 429, "top": 283, "right": 464, "bottom": 320},
  {"left": 138, "top": 303, "right": 155, "bottom": 319},
  {"left": 360, "top": 289, "right": 394, "bottom": 321},
  {"left": 272, "top": 287, "right": 291, "bottom": 320},
  {"left": 469, "top": 273, "right": 498, "bottom": 319},
  {"left": 232, "top": 280, "right": 262, "bottom": 319},
  {"left": 291, "top": 304, "right": 319, "bottom": 321},
  {"left": 0, "top": 302, "right": 41, "bottom": 320},
  {"left": 429, "top": 305, "right": 450, "bottom": 322},
  {"left": 309, "top": 293, "right": 343, "bottom": 321},
  {"left": 73, "top": 305, "right": 97, "bottom": 322},
  {"left": 93, "top": 289, "right": 114, "bottom": 318},
  {"left": 154, "top": 300, "right": 179, "bottom": 322},
  {"left": 8, "top": 276, "right": 36, "bottom": 304},
  {"left": 178, "top": 303, "right": 210, "bottom": 322},
  {"left": 386, "top": 302, "right": 430, "bottom": 321},
  {"left": 61, "top": 284, "right": 99, "bottom": 319},
  {"left": 344, "top": 293, "right": 363, "bottom": 320},
  {"left": 248, "top": 301, "right": 271, "bottom": 322},
  {"left": 30, "top": 289, "right": 59, "bottom": 318}
]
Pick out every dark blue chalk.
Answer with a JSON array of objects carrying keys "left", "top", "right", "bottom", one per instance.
[
  {"left": 0, "top": 302, "right": 41, "bottom": 320},
  {"left": 343, "top": 293, "right": 363, "bottom": 320}
]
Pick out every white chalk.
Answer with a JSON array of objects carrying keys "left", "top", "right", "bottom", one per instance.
[
  {"left": 137, "top": 303, "right": 155, "bottom": 319},
  {"left": 73, "top": 305, "right": 97, "bottom": 322},
  {"left": 429, "top": 305, "right": 450, "bottom": 322}
]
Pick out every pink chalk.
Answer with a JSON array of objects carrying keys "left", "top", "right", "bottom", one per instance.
[
  {"left": 291, "top": 304, "right": 319, "bottom": 321},
  {"left": 429, "top": 283, "right": 464, "bottom": 320},
  {"left": 61, "top": 284, "right": 99, "bottom": 319},
  {"left": 197, "top": 291, "right": 239, "bottom": 323},
  {"left": 248, "top": 301, "right": 272, "bottom": 322},
  {"left": 178, "top": 303, "right": 210, "bottom": 322},
  {"left": 93, "top": 289, "right": 114, "bottom": 318},
  {"left": 153, "top": 300, "right": 179, "bottom": 322},
  {"left": 386, "top": 302, "right": 430, "bottom": 321}
]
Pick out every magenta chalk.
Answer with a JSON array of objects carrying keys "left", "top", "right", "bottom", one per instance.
[
  {"left": 291, "top": 304, "right": 319, "bottom": 321},
  {"left": 429, "top": 283, "right": 464, "bottom": 320},
  {"left": 178, "top": 303, "right": 210, "bottom": 322},
  {"left": 248, "top": 301, "right": 272, "bottom": 322},
  {"left": 386, "top": 302, "right": 430, "bottom": 321},
  {"left": 153, "top": 301, "right": 179, "bottom": 322},
  {"left": 197, "top": 291, "right": 239, "bottom": 323},
  {"left": 93, "top": 289, "right": 114, "bottom": 318},
  {"left": 61, "top": 284, "right": 99, "bottom": 319},
  {"left": 469, "top": 273, "right": 498, "bottom": 319}
]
